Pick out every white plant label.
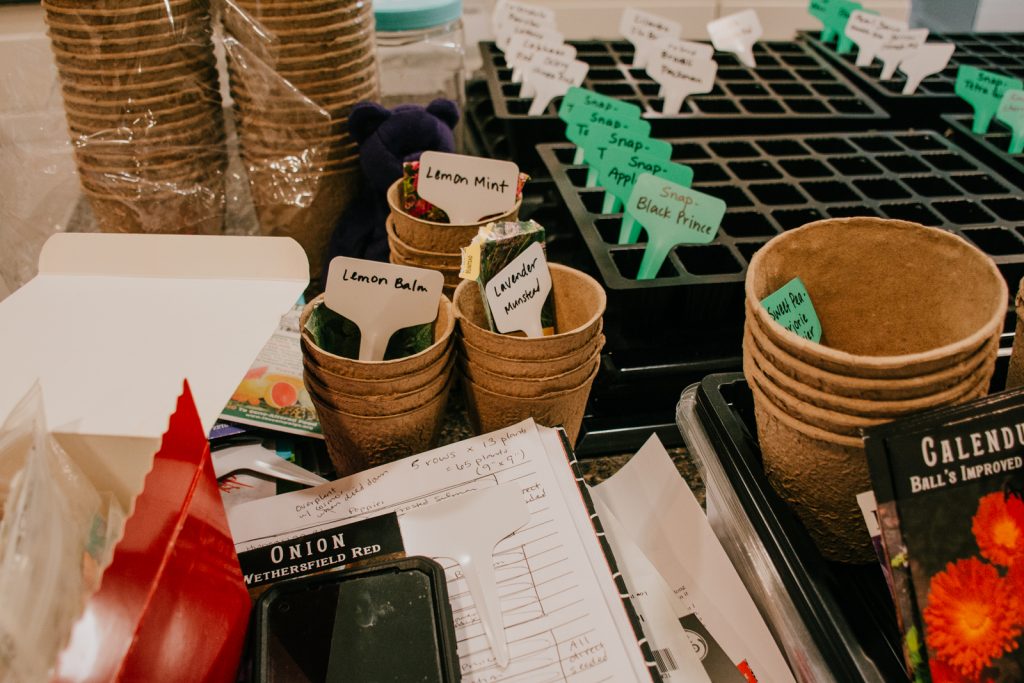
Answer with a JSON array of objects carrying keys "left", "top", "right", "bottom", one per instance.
[
  {"left": 507, "top": 33, "right": 576, "bottom": 83},
  {"left": 525, "top": 58, "right": 589, "bottom": 114},
  {"left": 877, "top": 27, "right": 929, "bottom": 80},
  {"left": 650, "top": 39, "right": 715, "bottom": 98},
  {"left": 417, "top": 151, "right": 520, "bottom": 225},
  {"left": 707, "top": 10, "right": 763, "bottom": 68},
  {"left": 844, "top": 11, "right": 907, "bottom": 66},
  {"left": 324, "top": 257, "right": 443, "bottom": 362},
  {"left": 493, "top": 0, "right": 556, "bottom": 36},
  {"left": 649, "top": 48, "right": 717, "bottom": 114},
  {"left": 495, "top": 12, "right": 557, "bottom": 51},
  {"left": 484, "top": 242, "right": 553, "bottom": 337},
  {"left": 520, "top": 49, "right": 575, "bottom": 98},
  {"left": 619, "top": 8, "right": 681, "bottom": 69},
  {"left": 898, "top": 42, "right": 956, "bottom": 94}
]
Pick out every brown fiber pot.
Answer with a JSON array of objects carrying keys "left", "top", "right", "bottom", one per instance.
[
  {"left": 460, "top": 360, "right": 599, "bottom": 445},
  {"left": 747, "top": 376, "right": 874, "bottom": 563},
  {"left": 386, "top": 179, "right": 522, "bottom": 254},
  {"left": 302, "top": 345, "right": 451, "bottom": 398},
  {"left": 453, "top": 264, "right": 605, "bottom": 360},
  {"left": 459, "top": 349, "right": 600, "bottom": 398},
  {"left": 313, "top": 375, "right": 453, "bottom": 477},
  {"left": 744, "top": 325, "right": 996, "bottom": 418},
  {"left": 303, "top": 355, "right": 454, "bottom": 417},
  {"left": 458, "top": 328, "right": 605, "bottom": 378},
  {"left": 300, "top": 294, "right": 455, "bottom": 380},
  {"left": 746, "top": 217, "right": 1007, "bottom": 379},
  {"left": 385, "top": 216, "right": 461, "bottom": 267},
  {"left": 746, "top": 305, "right": 999, "bottom": 401},
  {"left": 1006, "top": 281, "right": 1024, "bottom": 389}
]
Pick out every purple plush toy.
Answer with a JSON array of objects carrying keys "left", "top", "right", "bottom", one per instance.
[{"left": 325, "top": 98, "right": 460, "bottom": 274}]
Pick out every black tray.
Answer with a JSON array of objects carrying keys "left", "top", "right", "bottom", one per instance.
[
  {"left": 802, "top": 31, "right": 1024, "bottom": 123},
  {"left": 539, "top": 128, "right": 1024, "bottom": 362},
  {"left": 688, "top": 373, "right": 904, "bottom": 682},
  {"left": 479, "top": 39, "right": 888, "bottom": 172},
  {"left": 943, "top": 111, "right": 1024, "bottom": 189}
]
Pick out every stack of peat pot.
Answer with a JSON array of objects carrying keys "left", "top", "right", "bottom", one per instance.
[{"left": 744, "top": 217, "right": 1007, "bottom": 563}]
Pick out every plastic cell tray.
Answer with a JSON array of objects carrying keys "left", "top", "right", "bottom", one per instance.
[
  {"left": 943, "top": 112, "right": 1024, "bottom": 189},
  {"left": 539, "top": 129, "right": 1024, "bottom": 361},
  {"left": 478, "top": 39, "right": 888, "bottom": 172},
  {"left": 802, "top": 32, "right": 1024, "bottom": 122}
]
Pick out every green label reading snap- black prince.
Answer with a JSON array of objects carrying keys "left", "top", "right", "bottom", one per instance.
[{"left": 626, "top": 173, "right": 726, "bottom": 245}]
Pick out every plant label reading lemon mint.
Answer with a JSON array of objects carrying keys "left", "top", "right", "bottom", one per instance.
[
  {"left": 707, "top": 10, "right": 762, "bottom": 68},
  {"left": 822, "top": 0, "right": 862, "bottom": 53},
  {"left": 898, "top": 42, "right": 955, "bottom": 94},
  {"left": 524, "top": 57, "right": 588, "bottom": 115},
  {"left": 996, "top": 89, "right": 1024, "bottom": 154},
  {"left": 845, "top": 12, "right": 906, "bottom": 67},
  {"left": 417, "top": 152, "right": 520, "bottom": 224},
  {"left": 626, "top": 174, "right": 725, "bottom": 280},
  {"left": 956, "top": 65, "right": 1024, "bottom": 135},
  {"left": 325, "top": 257, "right": 444, "bottom": 361},
  {"left": 877, "top": 28, "right": 928, "bottom": 80},
  {"left": 507, "top": 34, "right": 575, "bottom": 83},
  {"left": 483, "top": 242, "right": 553, "bottom": 338},
  {"left": 648, "top": 44, "right": 717, "bottom": 115},
  {"left": 808, "top": 0, "right": 836, "bottom": 41},
  {"left": 760, "top": 277, "right": 821, "bottom": 343},
  {"left": 583, "top": 123, "right": 672, "bottom": 187},
  {"left": 619, "top": 8, "right": 680, "bottom": 69},
  {"left": 591, "top": 147, "right": 693, "bottom": 242}
]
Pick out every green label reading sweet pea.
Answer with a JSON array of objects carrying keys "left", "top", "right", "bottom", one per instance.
[
  {"left": 996, "top": 88, "right": 1024, "bottom": 154},
  {"left": 955, "top": 65, "right": 1024, "bottom": 135},
  {"left": 559, "top": 86, "right": 643, "bottom": 124},
  {"left": 626, "top": 173, "right": 725, "bottom": 280},
  {"left": 823, "top": 0, "right": 863, "bottom": 53},
  {"left": 760, "top": 277, "right": 821, "bottom": 342}
]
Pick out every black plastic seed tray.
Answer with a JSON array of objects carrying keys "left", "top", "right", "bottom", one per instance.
[
  {"left": 802, "top": 31, "right": 1024, "bottom": 123},
  {"left": 943, "top": 112, "right": 1024, "bottom": 189},
  {"left": 539, "top": 129, "right": 1024, "bottom": 362},
  {"left": 479, "top": 39, "right": 888, "bottom": 171}
]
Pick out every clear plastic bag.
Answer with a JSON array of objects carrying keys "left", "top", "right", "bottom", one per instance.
[{"left": 0, "top": 386, "right": 123, "bottom": 683}]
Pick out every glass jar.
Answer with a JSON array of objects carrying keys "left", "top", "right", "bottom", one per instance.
[{"left": 375, "top": 0, "right": 467, "bottom": 148}]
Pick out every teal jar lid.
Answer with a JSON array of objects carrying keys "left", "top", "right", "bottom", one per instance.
[{"left": 375, "top": 0, "right": 462, "bottom": 31}]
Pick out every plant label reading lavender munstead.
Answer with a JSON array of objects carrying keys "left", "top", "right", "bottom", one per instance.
[
  {"left": 507, "top": 33, "right": 575, "bottom": 83},
  {"left": 821, "top": 0, "right": 862, "bottom": 54},
  {"left": 626, "top": 173, "right": 725, "bottom": 280},
  {"left": 898, "top": 42, "right": 956, "bottom": 95},
  {"left": 996, "top": 89, "right": 1024, "bottom": 154},
  {"left": 808, "top": 0, "right": 836, "bottom": 41},
  {"left": 844, "top": 11, "right": 907, "bottom": 66},
  {"left": 863, "top": 388, "right": 1024, "bottom": 682},
  {"left": 877, "top": 27, "right": 928, "bottom": 80},
  {"left": 957, "top": 65, "right": 1024, "bottom": 135},
  {"left": 619, "top": 8, "right": 680, "bottom": 69},
  {"left": 417, "top": 151, "right": 520, "bottom": 224},
  {"left": 648, "top": 44, "right": 717, "bottom": 115},
  {"left": 484, "top": 242, "right": 553, "bottom": 338},
  {"left": 325, "top": 257, "right": 443, "bottom": 361},
  {"left": 759, "top": 277, "right": 822, "bottom": 343},
  {"left": 707, "top": 10, "right": 763, "bottom": 68},
  {"left": 525, "top": 58, "right": 588, "bottom": 115}
]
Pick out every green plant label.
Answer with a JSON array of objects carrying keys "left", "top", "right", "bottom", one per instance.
[
  {"left": 760, "top": 277, "right": 822, "bottom": 342},
  {"left": 564, "top": 106, "right": 651, "bottom": 152},
  {"left": 559, "top": 86, "right": 643, "bottom": 123},
  {"left": 955, "top": 65, "right": 1024, "bottom": 135},
  {"left": 808, "top": 0, "right": 836, "bottom": 41},
  {"left": 823, "top": 0, "right": 862, "bottom": 53},
  {"left": 996, "top": 88, "right": 1024, "bottom": 154},
  {"left": 593, "top": 148, "right": 693, "bottom": 243},
  {"left": 625, "top": 173, "right": 725, "bottom": 280}
]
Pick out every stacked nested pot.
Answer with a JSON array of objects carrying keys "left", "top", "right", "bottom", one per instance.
[
  {"left": 744, "top": 217, "right": 1007, "bottom": 563},
  {"left": 42, "top": 0, "right": 227, "bottom": 234},
  {"left": 222, "top": 0, "right": 378, "bottom": 279},
  {"left": 300, "top": 294, "right": 455, "bottom": 477},
  {"left": 385, "top": 179, "right": 521, "bottom": 298},
  {"left": 453, "top": 264, "right": 606, "bottom": 445}
]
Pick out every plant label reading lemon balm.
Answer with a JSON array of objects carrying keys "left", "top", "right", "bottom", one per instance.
[
  {"left": 626, "top": 173, "right": 725, "bottom": 280},
  {"left": 648, "top": 45, "right": 717, "bottom": 115},
  {"left": 957, "top": 65, "right": 1024, "bottom": 135},
  {"left": 898, "top": 42, "right": 955, "bottom": 94},
  {"left": 707, "top": 10, "right": 763, "bottom": 68},
  {"left": 325, "top": 257, "right": 443, "bottom": 361},
  {"left": 822, "top": 0, "right": 862, "bottom": 54},
  {"left": 619, "top": 8, "right": 680, "bottom": 69},
  {"left": 507, "top": 33, "right": 575, "bottom": 83},
  {"left": 417, "top": 151, "right": 520, "bottom": 224},
  {"left": 877, "top": 27, "right": 928, "bottom": 80},
  {"left": 484, "top": 242, "right": 553, "bottom": 337},
  {"left": 524, "top": 58, "right": 588, "bottom": 115},
  {"left": 996, "top": 89, "right": 1024, "bottom": 154},
  {"left": 760, "top": 277, "right": 822, "bottom": 343},
  {"left": 845, "top": 12, "right": 906, "bottom": 66}
]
